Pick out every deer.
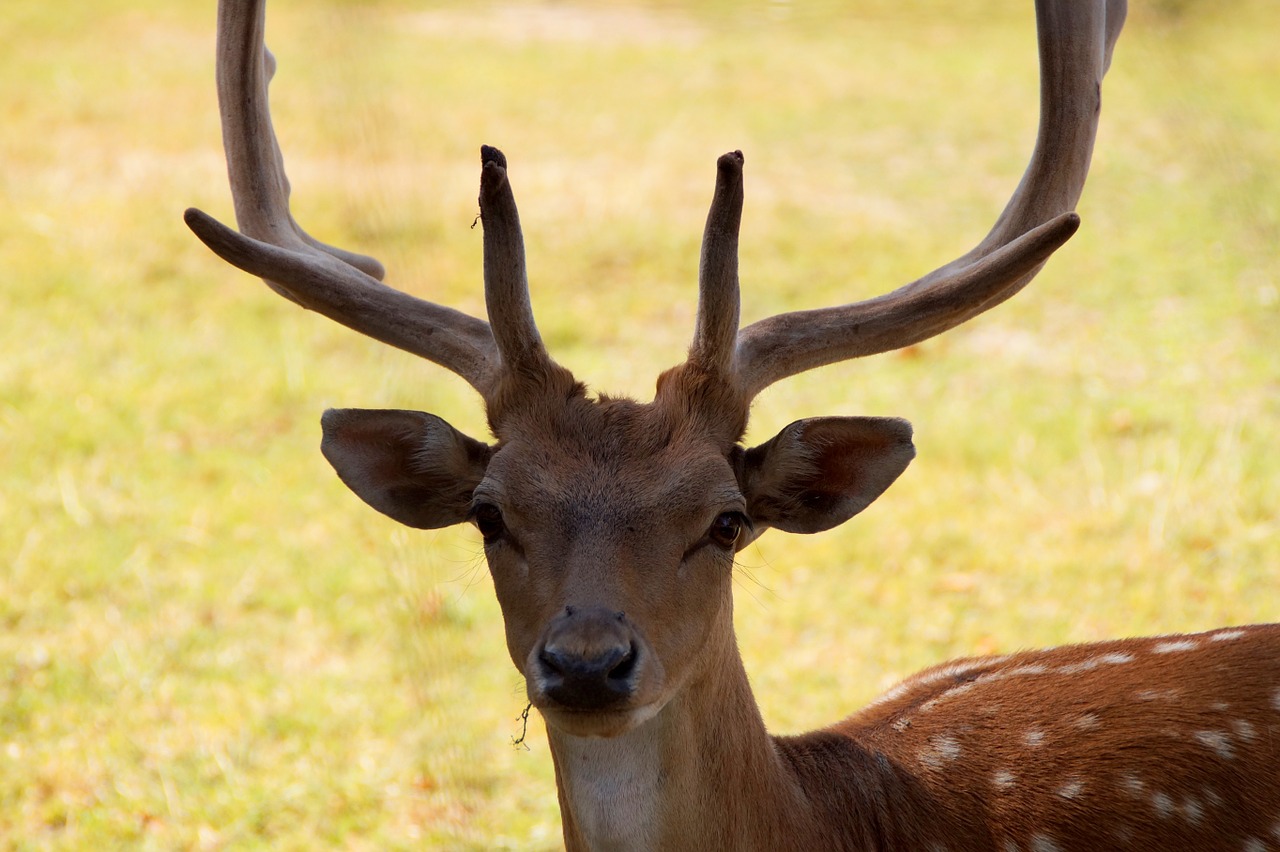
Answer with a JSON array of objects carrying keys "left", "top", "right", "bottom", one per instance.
[{"left": 185, "top": 0, "right": 1280, "bottom": 849}]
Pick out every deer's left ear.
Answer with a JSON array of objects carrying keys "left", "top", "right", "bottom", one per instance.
[
  {"left": 320, "top": 408, "right": 493, "bottom": 530},
  {"left": 737, "top": 417, "right": 915, "bottom": 536}
]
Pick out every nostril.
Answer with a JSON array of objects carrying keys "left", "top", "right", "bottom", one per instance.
[
  {"left": 539, "top": 647, "right": 565, "bottom": 677},
  {"left": 607, "top": 644, "right": 637, "bottom": 683}
]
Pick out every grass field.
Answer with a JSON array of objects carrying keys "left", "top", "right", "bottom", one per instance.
[{"left": 2, "top": 0, "right": 1277, "bottom": 848}]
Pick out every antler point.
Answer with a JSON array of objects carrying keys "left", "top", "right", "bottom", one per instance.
[
  {"left": 716, "top": 150, "right": 745, "bottom": 173},
  {"left": 480, "top": 144, "right": 508, "bottom": 169}
]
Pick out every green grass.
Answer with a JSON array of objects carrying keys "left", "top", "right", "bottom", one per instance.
[{"left": 2, "top": 0, "right": 1276, "bottom": 847}]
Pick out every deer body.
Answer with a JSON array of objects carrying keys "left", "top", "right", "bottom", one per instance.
[
  {"left": 833, "top": 625, "right": 1280, "bottom": 851},
  {"left": 186, "top": 0, "right": 1280, "bottom": 848}
]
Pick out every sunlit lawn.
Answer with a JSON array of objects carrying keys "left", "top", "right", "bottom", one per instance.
[{"left": 2, "top": 0, "right": 1276, "bottom": 848}]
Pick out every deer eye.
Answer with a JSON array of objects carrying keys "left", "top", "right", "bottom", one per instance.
[
  {"left": 708, "top": 512, "right": 746, "bottom": 550},
  {"left": 470, "top": 503, "right": 506, "bottom": 544}
]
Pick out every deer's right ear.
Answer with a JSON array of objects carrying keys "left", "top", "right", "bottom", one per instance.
[{"left": 320, "top": 408, "right": 493, "bottom": 530}]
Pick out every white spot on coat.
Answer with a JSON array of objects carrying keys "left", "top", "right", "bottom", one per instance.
[
  {"left": 934, "top": 736, "right": 961, "bottom": 761},
  {"left": 1009, "top": 664, "right": 1049, "bottom": 677},
  {"left": 1152, "top": 639, "right": 1199, "bottom": 654},
  {"left": 1075, "top": 712, "right": 1101, "bottom": 731},
  {"left": 1137, "top": 688, "right": 1180, "bottom": 702},
  {"left": 1058, "top": 779, "right": 1085, "bottom": 799},
  {"left": 1058, "top": 658, "right": 1101, "bottom": 675},
  {"left": 1121, "top": 774, "right": 1144, "bottom": 797},
  {"left": 1193, "top": 730, "right": 1235, "bottom": 760},
  {"left": 919, "top": 735, "right": 961, "bottom": 769},
  {"left": 1030, "top": 835, "right": 1063, "bottom": 852},
  {"left": 993, "top": 769, "right": 1017, "bottom": 789},
  {"left": 1152, "top": 791, "right": 1174, "bottom": 818},
  {"left": 921, "top": 682, "right": 978, "bottom": 712},
  {"left": 1210, "top": 629, "right": 1246, "bottom": 642},
  {"left": 1180, "top": 796, "right": 1204, "bottom": 824},
  {"left": 1231, "top": 719, "right": 1257, "bottom": 742},
  {"left": 1100, "top": 652, "right": 1135, "bottom": 665},
  {"left": 919, "top": 658, "right": 1009, "bottom": 687},
  {"left": 1242, "top": 839, "right": 1265, "bottom": 852},
  {"left": 1024, "top": 729, "right": 1045, "bottom": 747}
]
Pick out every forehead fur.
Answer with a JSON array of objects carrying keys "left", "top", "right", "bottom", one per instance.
[
  {"left": 475, "top": 363, "right": 753, "bottom": 537},
  {"left": 480, "top": 373, "right": 749, "bottom": 526},
  {"left": 486, "top": 360, "right": 750, "bottom": 454},
  {"left": 496, "top": 393, "right": 712, "bottom": 467}
]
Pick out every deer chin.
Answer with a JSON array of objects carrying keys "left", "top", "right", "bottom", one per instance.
[{"left": 536, "top": 697, "right": 668, "bottom": 739}]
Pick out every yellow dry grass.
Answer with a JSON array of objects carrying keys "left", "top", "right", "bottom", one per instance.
[{"left": 1, "top": 1, "right": 1276, "bottom": 847}]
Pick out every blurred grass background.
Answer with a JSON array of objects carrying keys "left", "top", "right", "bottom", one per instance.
[{"left": 2, "top": 0, "right": 1276, "bottom": 847}]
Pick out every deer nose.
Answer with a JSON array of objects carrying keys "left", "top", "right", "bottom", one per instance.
[{"left": 533, "top": 607, "right": 639, "bottom": 711}]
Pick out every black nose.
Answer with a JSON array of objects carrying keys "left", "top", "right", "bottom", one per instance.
[{"left": 534, "top": 607, "right": 639, "bottom": 711}]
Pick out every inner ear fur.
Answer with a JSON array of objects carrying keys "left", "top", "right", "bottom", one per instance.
[
  {"left": 320, "top": 408, "right": 492, "bottom": 530},
  {"left": 738, "top": 416, "right": 915, "bottom": 535}
]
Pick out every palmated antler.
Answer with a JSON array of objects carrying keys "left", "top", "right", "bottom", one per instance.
[
  {"left": 184, "top": 0, "right": 552, "bottom": 399},
  {"left": 688, "top": 0, "right": 1127, "bottom": 401}
]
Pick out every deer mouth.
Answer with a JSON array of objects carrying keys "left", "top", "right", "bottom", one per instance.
[{"left": 534, "top": 698, "right": 668, "bottom": 740}]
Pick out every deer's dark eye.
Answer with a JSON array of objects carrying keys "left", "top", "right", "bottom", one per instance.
[
  {"left": 708, "top": 512, "right": 745, "bottom": 550},
  {"left": 471, "top": 503, "right": 505, "bottom": 544}
]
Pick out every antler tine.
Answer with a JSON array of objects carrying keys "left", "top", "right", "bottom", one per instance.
[
  {"left": 478, "top": 146, "right": 552, "bottom": 379},
  {"left": 214, "top": 14, "right": 383, "bottom": 282},
  {"left": 733, "top": 0, "right": 1127, "bottom": 399},
  {"left": 688, "top": 151, "right": 746, "bottom": 376},
  {"left": 184, "top": 0, "right": 500, "bottom": 396}
]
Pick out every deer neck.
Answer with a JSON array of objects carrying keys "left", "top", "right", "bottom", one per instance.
[{"left": 545, "top": 632, "right": 817, "bottom": 852}]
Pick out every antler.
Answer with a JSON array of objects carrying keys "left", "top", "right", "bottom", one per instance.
[
  {"left": 477, "top": 146, "right": 555, "bottom": 382},
  {"left": 184, "top": 0, "right": 554, "bottom": 399},
  {"left": 689, "top": 151, "right": 746, "bottom": 377},
  {"left": 693, "top": 0, "right": 1126, "bottom": 401},
  {"left": 190, "top": 0, "right": 1123, "bottom": 416}
]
